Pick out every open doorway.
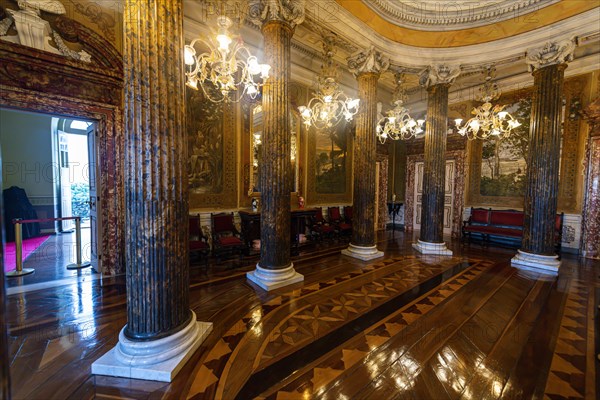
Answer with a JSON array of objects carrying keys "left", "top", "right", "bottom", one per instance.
[{"left": 0, "top": 108, "right": 101, "bottom": 290}]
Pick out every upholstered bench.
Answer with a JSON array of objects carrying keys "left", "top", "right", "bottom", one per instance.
[{"left": 462, "top": 208, "right": 563, "bottom": 252}]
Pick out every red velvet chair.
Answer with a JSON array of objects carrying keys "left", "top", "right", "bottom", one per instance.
[
  {"left": 189, "top": 214, "right": 210, "bottom": 267},
  {"left": 343, "top": 206, "right": 353, "bottom": 225},
  {"left": 311, "top": 207, "right": 335, "bottom": 240},
  {"left": 211, "top": 213, "right": 245, "bottom": 261},
  {"left": 328, "top": 206, "right": 352, "bottom": 237}
]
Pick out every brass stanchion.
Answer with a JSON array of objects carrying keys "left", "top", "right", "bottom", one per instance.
[
  {"left": 66, "top": 217, "right": 91, "bottom": 270},
  {"left": 6, "top": 219, "right": 35, "bottom": 277}
]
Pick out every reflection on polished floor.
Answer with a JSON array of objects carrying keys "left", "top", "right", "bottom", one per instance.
[
  {"left": 5, "top": 231, "right": 599, "bottom": 399},
  {"left": 6, "top": 229, "right": 96, "bottom": 292}
]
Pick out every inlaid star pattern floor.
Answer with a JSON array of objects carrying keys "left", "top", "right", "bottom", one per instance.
[{"left": 4, "top": 233, "right": 599, "bottom": 400}]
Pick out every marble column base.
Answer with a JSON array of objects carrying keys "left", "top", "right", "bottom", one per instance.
[
  {"left": 412, "top": 240, "right": 453, "bottom": 256},
  {"left": 341, "top": 244, "right": 384, "bottom": 261},
  {"left": 511, "top": 249, "right": 560, "bottom": 273},
  {"left": 91, "top": 311, "right": 211, "bottom": 382},
  {"left": 247, "top": 263, "right": 304, "bottom": 291}
]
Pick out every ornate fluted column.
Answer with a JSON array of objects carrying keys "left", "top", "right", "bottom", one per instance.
[
  {"left": 512, "top": 40, "right": 576, "bottom": 272},
  {"left": 246, "top": 0, "right": 305, "bottom": 290},
  {"left": 581, "top": 97, "right": 600, "bottom": 259},
  {"left": 412, "top": 65, "right": 460, "bottom": 256},
  {"left": 0, "top": 150, "right": 11, "bottom": 399},
  {"left": 92, "top": 0, "right": 211, "bottom": 381},
  {"left": 342, "top": 47, "right": 388, "bottom": 260}
]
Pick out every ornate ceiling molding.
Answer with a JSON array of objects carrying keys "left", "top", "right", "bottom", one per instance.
[
  {"left": 305, "top": 2, "right": 599, "bottom": 70},
  {"left": 364, "top": 0, "right": 560, "bottom": 31}
]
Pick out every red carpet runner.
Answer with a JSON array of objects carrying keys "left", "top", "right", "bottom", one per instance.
[{"left": 3, "top": 235, "right": 50, "bottom": 272}]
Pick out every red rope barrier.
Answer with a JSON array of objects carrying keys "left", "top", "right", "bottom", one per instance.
[{"left": 12, "top": 216, "right": 81, "bottom": 224}]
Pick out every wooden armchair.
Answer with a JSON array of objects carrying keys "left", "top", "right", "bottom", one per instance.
[
  {"left": 328, "top": 206, "right": 352, "bottom": 237},
  {"left": 310, "top": 207, "right": 335, "bottom": 240},
  {"left": 189, "top": 214, "right": 210, "bottom": 267},
  {"left": 210, "top": 212, "right": 245, "bottom": 261}
]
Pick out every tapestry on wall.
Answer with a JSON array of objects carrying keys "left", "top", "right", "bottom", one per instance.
[
  {"left": 467, "top": 74, "right": 587, "bottom": 213},
  {"left": 479, "top": 97, "right": 530, "bottom": 197},
  {"left": 187, "top": 87, "right": 223, "bottom": 194},
  {"left": 315, "top": 121, "right": 349, "bottom": 194}
]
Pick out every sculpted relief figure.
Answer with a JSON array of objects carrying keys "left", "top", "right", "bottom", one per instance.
[{"left": 0, "top": 0, "right": 91, "bottom": 62}]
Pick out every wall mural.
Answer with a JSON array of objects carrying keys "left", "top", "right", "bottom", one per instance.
[
  {"left": 187, "top": 87, "right": 237, "bottom": 209},
  {"left": 479, "top": 97, "right": 530, "bottom": 197},
  {"left": 466, "top": 73, "right": 588, "bottom": 213},
  {"left": 315, "top": 121, "right": 349, "bottom": 194},
  {"left": 187, "top": 87, "right": 223, "bottom": 194}
]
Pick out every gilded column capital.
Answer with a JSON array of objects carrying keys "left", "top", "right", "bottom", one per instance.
[
  {"left": 525, "top": 39, "right": 576, "bottom": 73},
  {"left": 347, "top": 46, "right": 389, "bottom": 77},
  {"left": 247, "top": 0, "right": 305, "bottom": 28},
  {"left": 419, "top": 64, "right": 461, "bottom": 88}
]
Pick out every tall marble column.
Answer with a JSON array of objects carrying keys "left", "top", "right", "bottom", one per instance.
[
  {"left": 512, "top": 39, "right": 576, "bottom": 272},
  {"left": 581, "top": 97, "right": 600, "bottom": 259},
  {"left": 92, "top": 0, "right": 211, "bottom": 381},
  {"left": 342, "top": 47, "right": 388, "bottom": 261},
  {"left": 413, "top": 65, "right": 460, "bottom": 255},
  {"left": 0, "top": 150, "right": 11, "bottom": 399},
  {"left": 246, "top": 0, "right": 305, "bottom": 290}
]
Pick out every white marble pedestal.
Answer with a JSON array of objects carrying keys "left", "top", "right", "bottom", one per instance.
[
  {"left": 92, "top": 311, "right": 212, "bottom": 382},
  {"left": 412, "top": 240, "right": 453, "bottom": 256},
  {"left": 247, "top": 263, "right": 304, "bottom": 291},
  {"left": 341, "top": 244, "right": 384, "bottom": 261},
  {"left": 511, "top": 250, "right": 560, "bottom": 274}
]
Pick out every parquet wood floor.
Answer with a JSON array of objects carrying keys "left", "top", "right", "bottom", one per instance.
[{"left": 4, "top": 231, "right": 599, "bottom": 399}]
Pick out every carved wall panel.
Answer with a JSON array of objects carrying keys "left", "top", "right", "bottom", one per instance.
[
  {"left": 0, "top": 15, "right": 123, "bottom": 274},
  {"left": 405, "top": 149, "right": 466, "bottom": 238},
  {"left": 465, "top": 74, "right": 591, "bottom": 213},
  {"left": 376, "top": 154, "right": 388, "bottom": 231}
]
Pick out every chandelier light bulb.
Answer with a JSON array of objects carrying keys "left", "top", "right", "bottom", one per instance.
[
  {"left": 216, "top": 34, "right": 231, "bottom": 52},
  {"left": 260, "top": 64, "right": 271, "bottom": 79},
  {"left": 247, "top": 56, "right": 261, "bottom": 75},
  {"left": 184, "top": 45, "right": 196, "bottom": 66}
]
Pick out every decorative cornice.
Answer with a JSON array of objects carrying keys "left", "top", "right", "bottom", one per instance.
[
  {"left": 247, "top": 0, "right": 306, "bottom": 28},
  {"left": 347, "top": 46, "right": 389, "bottom": 76},
  {"left": 363, "top": 0, "right": 559, "bottom": 32},
  {"left": 525, "top": 39, "right": 576, "bottom": 72},
  {"left": 419, "top": 65, "right": 461, "bottom": 87}
]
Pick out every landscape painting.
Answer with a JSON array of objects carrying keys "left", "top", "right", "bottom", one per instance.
[
  {"left": 315, "top": 122, "right": 349, "bottom": 194},
  {"left": 479, "top": 97, "right": 530, "bottom": 197}
]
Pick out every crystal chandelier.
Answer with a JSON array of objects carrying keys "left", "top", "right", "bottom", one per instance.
[
  {"left": 376, "top": 73, "right": 424, "bottom": 143},
  {"left": 454, "top": 66, "right": 521, "bottom": 140},
  {"left": 184, "top": 16, "right": 271, "bottom": 103},
  {"left": 298, "top": 37, "right": 359, "bottom": 130}
]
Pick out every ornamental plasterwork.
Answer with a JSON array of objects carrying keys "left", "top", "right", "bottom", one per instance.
[
  {"left": 247, "top": 0, "right": 306, "bottom": 28},
  {"left": 347, "top": 46, "right": 389, "bottom": 76},
  {"left": 364, "top": 0, "right": 560, "bottom": 31},
  {"left": 525, "top": 39, "right": 576, "bottom": 72},
  {"left": 419, "top": 64, "right": 461, "bottom": 87}
]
